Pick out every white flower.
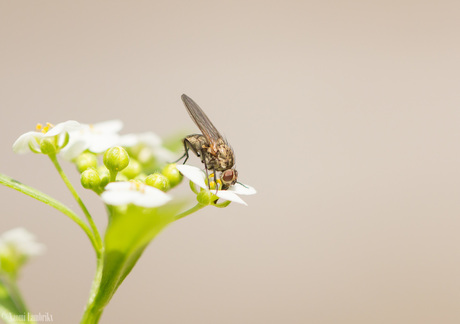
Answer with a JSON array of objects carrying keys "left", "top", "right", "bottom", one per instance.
[
  {"left": 12, "top": 121, "right": 82, "bottom": 154},
  {"left": 101, "top": 181, "right": 172, "bottom": 208},
  {"left": 119, "top": 132, "right": 176, "bottom": 162},
  {"left": 119, "top": 132, "right": 162, "bottom": 147},
  {"left": 0, "top": 227, "right": 45, "bottom": 258},
  {"left": 60, "top": 120, "right": 124, "bottom": 160},
  {"left": 175, "top": 165, "right": 256, "bottom": 206}
]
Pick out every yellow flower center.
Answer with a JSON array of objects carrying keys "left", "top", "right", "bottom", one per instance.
[
  {"left": 35, "top": 122, "right": 54, "bottom": 134},
  {"left": 207, "top": 173, "right": 222, "bottom": 190}
]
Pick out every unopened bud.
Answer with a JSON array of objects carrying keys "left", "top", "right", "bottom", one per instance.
[
  {"left": 121, "top": 158, "right": 141, "bottom": 179},
  {"left": 103, "top": 146, "right": 129, "bottom": 172},
  {"left": 81, "top": 168, "right": 101, "bottom": 190},
  {"left": 145, "top": 173, "right": 170, "bottom": 192},
  {"left": 196, "top": 190, "right": 218, "bottom": 205},
  {"left": 75, "top": 153, "right": 98, "bottom": 173},
  {"left": 161, "top": 163, "right": 183, "bottom": 188}
]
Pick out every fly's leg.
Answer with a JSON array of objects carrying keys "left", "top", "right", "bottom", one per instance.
[
  {"left": 213, "top": 171, "right": 218, "bottom": 194},
  {"left": 199, "top": 146, "right": 218, "bottom": 193},
  {"left": 174, "top": 138, "right": 198, "bottom": 164},
  {"left": 173, "top": 150, "right": 188, "bottom": 164},
  {"left": 200, "top": 147, "right": 211, "bottom": 190}
]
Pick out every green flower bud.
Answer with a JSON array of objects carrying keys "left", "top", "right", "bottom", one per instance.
[
  {"left": 75, "top": 152, "right": 98, "bottom": 173},
  {"left": 161, "top": 163, "right": 183, "bottom": 188},
  {"left": 145, "top": 173, "right": 170, "bottom": 192},
  {"left": 39, "top": 137, "right": 57, "bottom": 155},
  {"left": 197, "top": 189, "right": 218, "bottom": 205},
  {"left": 97, "top": 166, "right": 110, "bottom": 188},
  {"left": 0, "top": 249, "right": 18, "bottom": 275},
  {"left": 103, "top": 146, "right": 129, "bottom": 172},
  {"left": 81, "top": 168, "right": 101, "bottom": 190},
  {"left": 121, "top": 158, "right": 141, "bottom": 180}
]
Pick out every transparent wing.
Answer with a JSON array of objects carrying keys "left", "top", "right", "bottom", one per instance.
[{"left": 181, "top": 94, "right": 223, "bottom": 144}]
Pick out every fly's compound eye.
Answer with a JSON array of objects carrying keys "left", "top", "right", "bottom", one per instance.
[{"left": 221, "top": 169, "right": 238, "bottom": 186}]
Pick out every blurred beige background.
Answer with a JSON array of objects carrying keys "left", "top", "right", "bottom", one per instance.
[{"left": 1, "top": 1, "right": 459, "bottom": 323}]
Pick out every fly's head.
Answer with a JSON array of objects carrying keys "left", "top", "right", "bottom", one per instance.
[{"left": 221, "top": 169, "right": 238, "bottom": 189}]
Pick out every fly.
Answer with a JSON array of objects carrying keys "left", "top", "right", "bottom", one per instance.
[{"left": 176, "top": 94, "right": 238, "bottom": 190}]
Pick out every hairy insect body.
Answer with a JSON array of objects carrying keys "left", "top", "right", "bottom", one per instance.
[
  {"left": 214, "top": 141, "right": 235, "bottom": 170},
  {"left": 179, "top": 94, "right": 239, "bottom": 189},
  {"left": 184, "top": 135, "right": 235, "bottom": 171}
]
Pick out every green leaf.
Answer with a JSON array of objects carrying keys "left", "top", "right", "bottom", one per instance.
[
  {"left": 87, "top": 202, "right": 184, "bottom": 316},
  {"left": 0, "top": 174, "right": 69, "bottom": 213},
  {"left": 0, "top": 173, "right": 98, "bottom": 252}
]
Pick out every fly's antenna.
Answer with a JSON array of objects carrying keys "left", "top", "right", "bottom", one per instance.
[{"left": 237, "top": 181, "right": 248, "bottom": 188}]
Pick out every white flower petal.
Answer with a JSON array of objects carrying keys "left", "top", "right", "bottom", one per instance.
[
  {"left": 1, "top": 227, "right": 36, "bottom": 243},
  {"left": 88, "top": 133, "right": 121, "bottom": 153},
  {"left": 122, "top": 132, "right": 163, "bottom": 147},
  {"left": 215, "top": 190, "right": 248, "bottom": 205},
  {"left": 176, "top": 164, "right": 255, "bottom": 205},
  {"left": 138, "top": 132, "right": 162, "bottom": 146},
  {"left": 45, "top": 120, "right": 82, "bottom": 137},
  {"left": 120, "top": 132, "right": 173, "bottom": 162},
  {"left": 175, "top": 165, "right": 207, "bottom": 188},
  {"left": 228, "top": 183, "right": 257, "bottom": 195},
  {"left": 101, "top": 181, "right": 171, "bottom": 208},
  {"left": 60, "top": 120, "right": 124, "bottom": 157},
  {"left": 60, "top": 139, "right": 89, "bottom": 160},
  {"left": 105, "top": 182, "right": 132, "bottom": 190},
  {"left": 101, "top": 187, "right": 138, "bottom": 205},
  {"left": 12, "top": 131, "right": 43, "bottom": 153},
  {"left": 91, "top": 120, "right": 123, "bottom": 133},
  {"left": 118, "top": 134, "right": 139, "bottom": 147},
  {"left": 133, "top": 186, "right": 172, "bottom": 207},
  {"left": 0, "top": 227, "right": 45, "bottom": 257},
  {"left": 13, "top": 120, "right": 84, "bottom": 155}
]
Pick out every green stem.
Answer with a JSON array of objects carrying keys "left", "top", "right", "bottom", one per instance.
[
  {"left": 7, "top": 281, "right": 35, "bottom": 324},
  {"left": 0, "top": 277, "right": 36, "bottom": 324},
  {"left": 109, "top": 170, "right": 117, "bottom": 182},
  {"left": 48, "top": 154, "right": 103, "bottom": 252},
  {"left": 80, "top": 255, "right": 104, "bottom": 324},
  {"left": 174, "top": 203, "right": 205, "bottom": 221},
  {"left": 0, "top": 173, "right": 99, "bottom": 255}
]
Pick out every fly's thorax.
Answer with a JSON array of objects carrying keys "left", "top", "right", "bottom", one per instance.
[{"left": 210, "top": 142, "right": 234, "bottom": 171}]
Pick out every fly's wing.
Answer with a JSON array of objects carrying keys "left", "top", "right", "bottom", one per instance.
[{"left": 181, "top": 94, "right": 223, "bottom": 145}]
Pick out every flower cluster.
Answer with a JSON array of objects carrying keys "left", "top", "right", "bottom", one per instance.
[
  {"left": 13, "top": 121, "right": 82, "bottom": 155},
  {"left": 0, "top": 227, "right": 45, "bottom": 278},
  {"left": 12, "top": 120, "right": 256, "bottom": 207}
]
